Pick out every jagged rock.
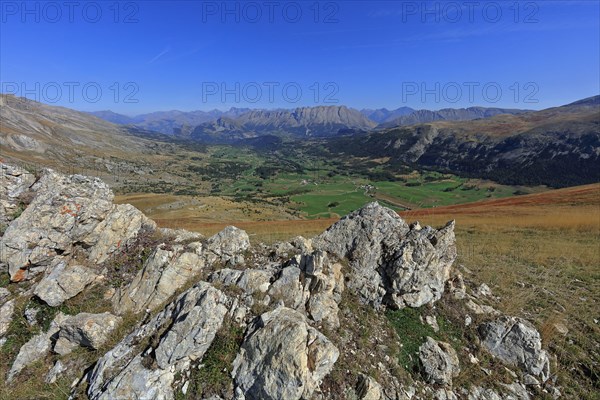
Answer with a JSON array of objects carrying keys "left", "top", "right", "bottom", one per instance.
[
  {"left": 383, "top": 220, "right": 456, "bottom": 308},
  {"left": 7, "top": 312, "right": 69, "bottom": 382},
  {"left": 501, "top": 382, "right": 531, "bottom": 400},
  {"left": 313, "top": 202, "right": 456, "bottom": 309},
  {"left": 113, "top": 246, "right": 204, "bottom": 314},
  {"left": 419, "top": 337, "right": 460, "bottom": 386},
  {"left": 301, "top": 251, "right": 344, "bottom": 328},
  {"left": 313, "top": 202, "right": 409, "bottom": 307},
  {"left": 268, "top": 251, "right": 344, "bottom": 329},
  {"left": 0, "top": 288, "right": 10, "bottom": 304},
  {"left": 479, "top": 316, "right": 550, "bottom": 381},
  {"left": 0, "top": 299, "right": 15, "bottom": 337},
  {"left": 33, "top": 262, "right": 99, "bottom": 307},
  {"left": 289, "top": 236, "right": 313, "bottom": 254},
  {"left": 357, "top": 374, "right": 386, "bottom": 400},
  {"left": 210, "top": 268, "right": 273, "bottom": 295},
  {"left": 232, "top": 307, "right": 339, "bottom": 400},
  {"left": 0, "top": 168, "right": 155, "bottom": 282},
  {"left": 268, "top": 264, "right": 304, "bottom": 308},
  {"left": 0, "top": 163, "right": 35, "bottom": 226},
  {"left": 205, "top": 226, "right": 250, "bottom": 265},
  {"left": 45, "top": 360, "right": 67, "bottom": 384},
  {"left": 87, "top": 282, "right": 231, "bottom": 400},
  {"left": 53, "top": 312, "right": 121, "bottom": 355},
  {"left": 85, "top": 203, "right": 156, "bottom": 264},
  {"left": 1, "top": 170, "right": 114, "bottom": 281}
]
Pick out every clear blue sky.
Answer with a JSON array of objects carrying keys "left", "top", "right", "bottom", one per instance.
[{"left": 1, "top": 1, "right": 599, "bottom": 114}]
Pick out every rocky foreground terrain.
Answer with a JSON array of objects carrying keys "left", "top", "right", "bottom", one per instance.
[{"left": 0, "top": 163, "right": 559, "bottom": 400}]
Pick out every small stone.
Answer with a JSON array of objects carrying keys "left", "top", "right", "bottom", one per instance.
[
  {"left": 45, "top": 360, "right": 67, "bottom": 384},
  {"left": 425, "top": 315, "right": 440, "bottom": 332},
  {"left": 419, "top": 337, "right": 460, "bottom": 386}
]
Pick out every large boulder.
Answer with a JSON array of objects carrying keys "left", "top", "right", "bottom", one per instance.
[
  {"left": 33, "top": 262, "right": 99, "bottom": 307},
  {"left": 205, "top": 225, "right": 250, "bottom": 265},
  {"left": 53, "top": 312, "right": 121, "bottom": 355},
  {"left": 112, "top": 246, "right": 203, "bottom": 315},
  {"left": 418, "top": 337, "right": 460, "bottom": 386},
  {"left": 479, "top": 316, "right": 550, "bottom": 381},
  {"left": 84, "top": 203, "right": 156, "bottom": 264},
  {"left": 269, "top": 251, "right": 344, "bottom": 329},
  {"left": 0, "top": 168, "right": 154, "bottom": 282},
  {"left": 313, "top": 202, "right": 456, "bottom": 309},
  {"left": 232, "top": 307, "right": 339, "bottom": 400},
  {"left": 87, "top": 282, "right": 231, "bottom": 400},
  {"left": 0, "top": 170, "right": 114, "bottom": 281}
]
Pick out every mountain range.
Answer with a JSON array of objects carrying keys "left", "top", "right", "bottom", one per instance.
[
  {"left": 90, "top": 105, "right": 532, "bottom": 137},
  {"left": 2, "top": 93, "right": 599, "bottom": 188}
]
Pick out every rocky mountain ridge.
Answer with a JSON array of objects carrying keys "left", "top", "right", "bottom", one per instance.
[
  {"left": 325, "top": 96, "right": 600, "bottom": 187},
  {"left": 377, "top": 107, "right": 531, "bottom": 129},
  {"left": 89, "top": 103, "right": 532, "bottom": 137},
  {"left": 0, "top": 163, "right": 559, "bottom": 399}
]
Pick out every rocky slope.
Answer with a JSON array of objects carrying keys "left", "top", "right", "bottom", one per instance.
[
  {"left": 325, "top": 96, "right": 600, "bottom": 187},
  {"left": 377, "top": 107, "right": 531, "bottom": 129},
  {"left": 190, "top": 106, "right": 377, "bottom": 141},
  {"left": 0, "top": 163, "right": 562, "bottom": 399}
]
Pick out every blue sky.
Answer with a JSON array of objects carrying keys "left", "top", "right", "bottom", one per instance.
[{"left": 1, "top": 0, "right": 599, "bottom": 114}]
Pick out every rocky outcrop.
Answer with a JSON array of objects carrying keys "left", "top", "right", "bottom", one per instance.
[
  {"left": 0, "top": 167, "right": 153, "bottom": 282},
  {"left": 205, "top": 225, "right": 250, "bottom": 265},
  {"left": 87, "top": 282, "right": 231, "bottom": 400},
  {"left": 85, "top": 203, "right": 156, "bottom": 264},
  {"left": 479, "top": 316, "right": 550, "bottom": 381},
  {"left": 419, "top": 337, "right": 460, "bottom": 386},
  {"left": 313, "top": 202, "right": 456, "bottom": 309},
  {"left": 269, "top": 251, "right": 344, "bottom": 329},
  {"left": 0, "top": 165, "right": 559, "bottom": 400},
  {"left": 232, "top": 307, "right": 339, "bottom": 400},
  {"left": 113, "top": 225, "right": 251, "bottom": 315},
  {"left": 112, "top": 245, "right": 204, "bottom": 315}
]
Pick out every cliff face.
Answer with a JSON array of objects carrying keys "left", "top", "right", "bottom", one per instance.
[
  {"left": 0, "top": 164, "right": 555, "bottom": 400},
  {"left": 191, "top": 106, "right": 377, "bottom": 141}
]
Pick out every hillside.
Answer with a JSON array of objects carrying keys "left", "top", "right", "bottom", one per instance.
[
  {"left": 325, "top": 96, "right": 600, "bottom": 187},
  {"left": 378, "top": 107, "right": 531, "bottom": 129},
  {"left": 0, "top": 163, "right": 582, "bottom": 399}
]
